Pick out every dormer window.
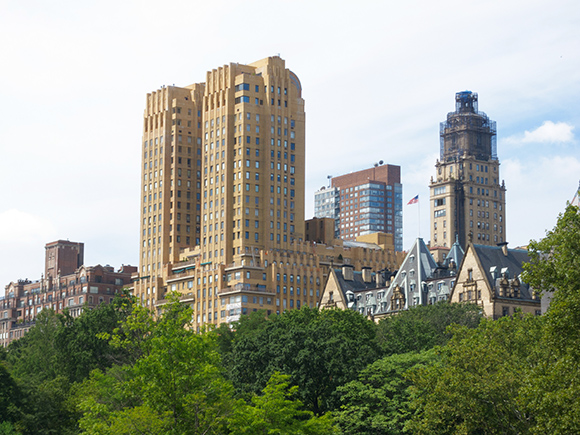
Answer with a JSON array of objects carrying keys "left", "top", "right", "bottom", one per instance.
[{"left": 501, "top": 267, "right": 509, "bottom": 278}]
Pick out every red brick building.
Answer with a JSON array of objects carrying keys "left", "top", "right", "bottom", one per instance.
[
  {"left": 330, "top": 164, "right": 403, "bottom": 251},
  {"left": 0, "top": 240, "right": 136, "bottom": 347}
]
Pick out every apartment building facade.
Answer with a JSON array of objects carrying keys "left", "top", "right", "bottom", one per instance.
[
  {"left": 0, "top": 240, "right": 135, "bottom": 347},
  {"left": 133, "top": 57, "right": 401, "bottom": 328},
  {"left": 323, "top": 164, "right": 403, "bottom": 251}
]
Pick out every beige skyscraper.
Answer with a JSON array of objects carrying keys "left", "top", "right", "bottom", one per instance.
[
  {"left": 430, "top": 91, "right": 506, "bottom": 249},
  {"left": 134, "top": 56, "right": 398, "bottom": 328},
  {"left": 136, "top": 82, "right": 205, "bottom": 307},
  {"left": 134, "top": 57, "right": 308, "bottom": 319}
]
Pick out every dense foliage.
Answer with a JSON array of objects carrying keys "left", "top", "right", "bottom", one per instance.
[
  {"left": 376, "top": 301, "right": 482, "bottom": 355},
  {"left": 216, "top": 307, "right": 380, "bottom": 415},
  {"left": 2, "top": 205, "right": 580, "bottom": 434}
]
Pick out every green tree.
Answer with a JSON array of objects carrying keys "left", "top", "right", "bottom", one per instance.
[
  {"left": 7, "top": 310, "right": 61, "bottom": 384},
  {"left": 76, "top": 365, "right": 167, "bottom": 435},
  {"left": 376, "top": 302, "right": 482, "bottom": 356},
  {"left": 523, "top": 204, "right": 580, "bottom": 355},
  {"left": 229, "top": 372, "right": 337, "bottom": 434},
  {"left": 406, "top": 314, "right": 543, "bottom": 435},
  {"left": 6, "top": 310, "right": 78, "bottom": 435},
  {"left": 220, "top": 308, "right": 379, "bottom": 415},
  {"left": 77, "top": 294, "right": 236, "bottom": 435},
  {"left": 0, "top": 363, "right": 21, "bottom": 428},
  {"left": 55, "top": 293, "right": 136, "bottom": 384},
  {"left": 522, "top": 204, "right": 580, "bottom": 433},
  {"left": 0, "top": 422, "right": 21, "bottom": 435},
  {"left": 335, "top": 350, "right": 437, "bottom": 435}
]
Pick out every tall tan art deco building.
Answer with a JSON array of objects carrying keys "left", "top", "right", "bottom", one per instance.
[
  {"left": 430, "top": 91, "right": 506, "bottom": 249},
  {"left": 134, "top": 57, "right": 398, "bottom": 327}
]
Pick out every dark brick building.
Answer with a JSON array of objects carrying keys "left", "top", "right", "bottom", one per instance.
[{"left": 0, "top": 240, "right": 136, "bottom": 346}]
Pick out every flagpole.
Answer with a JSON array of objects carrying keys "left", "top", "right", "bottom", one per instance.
[{"left": 418, "top": 196, "right": 421, "bottom": 239}]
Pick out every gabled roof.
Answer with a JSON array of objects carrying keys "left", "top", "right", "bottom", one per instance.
[
  {"left": 386, "top": 238, "right": 438, "bottom": 308},
  {"left": 332, "top": 269, "right": 381, "bottom": 293},
  {"left": 389, "top": 238, "right": 438, "bottom": 289},
  {"left": 324, "top": 268, "right": 391, "bottom": 316},
  {"left": 444, "top": 236, "right": 464, "bottom": 268},
  {"left": 471, "top": 244, "right": 535, "bottom": 301}
]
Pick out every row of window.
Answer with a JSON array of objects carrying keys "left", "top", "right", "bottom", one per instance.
[{"left": 235, "top": 83, "right": 288, "bottom": 95}]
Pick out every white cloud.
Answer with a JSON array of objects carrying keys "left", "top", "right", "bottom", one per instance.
[
  {"left": 502, "top": 155, "right": 580, "bottom": 246},
  {"left": 505, "top": 121, "right": 575, "bottom": 145},
  {"left": 0, "top": 209, "right": 56, "bottom": 243},
  {"left": 523, "top": 121, "right": 575, "bottom": 143}
]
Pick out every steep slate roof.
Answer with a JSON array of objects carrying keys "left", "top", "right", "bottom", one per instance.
[
  {"left": 329, "top": 268, "right": 391, "bottom": 316},
  {"left": 444, "top": 237, "right": 464, "bottom": 269},
  {"left": 322, "top": 238, "right": 464, "bottom": 318},
  {"left": 332, "top": 269, "right": 380, "bottom": 293},
  {"left": 472, "top": 244, "right": 535, "bottom": 300},
  {"left": 386, "top": 238, "right": 438, "bottom": 309}
]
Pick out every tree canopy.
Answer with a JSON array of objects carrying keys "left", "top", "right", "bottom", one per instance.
[
  {"left": 4, "top": 204, "right": 580, "bottom": 435},
  {"left": 335, "top": 350, "right": 437, "bottom": 435},
  {"left": 522, "top": 204, "right": 580, "bottom": 433},
  {"left": 376, "top": 301, "right": 482, "bottom": 356},
  {"left": 217, "top": 307, "right": 379, "bottom": 415}
]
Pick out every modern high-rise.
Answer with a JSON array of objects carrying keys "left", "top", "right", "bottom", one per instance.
[
  {"left": 313, "top": 186, "right": 339, "bottom": 237},
  {"left": 430, "top": 91, "right": 506, "bottom": 249},
  {"left": 315, "top": 164, "right": 403, "bottom": 251},
  {"left": 134, "top": 57, "right": 401, "bottom": 327}
]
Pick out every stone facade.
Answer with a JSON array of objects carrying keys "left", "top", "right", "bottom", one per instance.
[
  {"left": 319, "top": 237, "right": 463, "bottom": 321},
  {"left": 430, "top": 91, "right": 506, "bottom": 249},
  {"left": 449, "top": 242, "right": 541, "bottom": 318}
]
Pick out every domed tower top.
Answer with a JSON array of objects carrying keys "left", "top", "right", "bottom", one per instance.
[
  {"left": 440, "top": 90, "right": 497, "bottom": 162},
  {"left": 455, "top": 90, "right": 478, "bottom": 113}
]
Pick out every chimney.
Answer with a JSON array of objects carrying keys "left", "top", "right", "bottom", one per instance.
[
  {"left": 342, "top": 265, "right": 354, "bottom": 281},
  {"left": 376, "top": 271, "right": 385, "bottom": 287},
  {"left": 497, "top": 242, "right": 508, "bottom": 257},
  {"left": 362, "top": 267, "right": 372, "bottom": 283}
]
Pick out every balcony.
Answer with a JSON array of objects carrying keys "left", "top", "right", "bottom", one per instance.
[
  {"left": 224, "top": 259, "right": 262, "bottom": 271},
  {"left": 172, "top": 259, "right": 197, "bottom": 271},
  {"left": 218, "top": 283, "right": 271, "bottom": 295},
  {"left": 167, "top": 269, "right": 196, "bottom": 282}
]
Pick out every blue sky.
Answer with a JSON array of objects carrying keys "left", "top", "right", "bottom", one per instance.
[{"left": 1, "top": 0, "right": 579, "bottom": 288}]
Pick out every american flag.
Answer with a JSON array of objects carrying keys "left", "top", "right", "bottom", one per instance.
[{"left": 407, "top": 195, "right": 419, "bottom": 205}]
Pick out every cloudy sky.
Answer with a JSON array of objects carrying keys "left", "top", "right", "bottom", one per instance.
[{"left": 1, "top": 0, "right": 579, "bottom": 289}]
